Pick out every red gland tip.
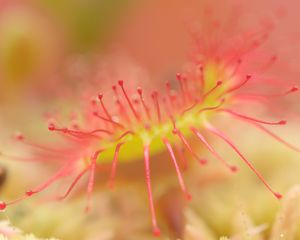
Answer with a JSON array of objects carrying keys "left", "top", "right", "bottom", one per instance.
[
  {"left": 112, "top": 85, "right": 117, "bottom": 91},
  {"left": 90, "top": 98, "right": 97, "bottom": 106},
  {"left": 275, "top": 192, "right": 283, "bottom": 199},
  {"left": 165, "top": 81, "right": 171, "bottom": 88},
  {"left": 118, "top": 80, "right": 124, "bottom": 86},
  {"left": 85, "top": 206, "right": 90, "bottom": 213},
  {"left": 246, "top": 74, "right": 252, "bottom": 80},
  {"left": 217, "top": 81, "right": 223, "bottom": 86},
  {"left": 48, "top": 123, "right": 55, "bottom": 131},
  {"left": 0, "top": 201, "right": 6, "bottom": 210},
  {"left": 137, "top": 87, "right": 142, "bottom": 95},
  {"left": 291, "top": 86, "right": 298, "bottom": 92},
  {"left": 186, "top": 193, "right": 192, "bottom": 201},
  {"left": 199, "top": 158, "right": 208, "bottom": 165},
  {"left": 26, "top": 190, "right": 34, "bottom": 196},
  {"left": 176, "top": 73, "right": 182, "bottom": 80},
  {"left": 230, "top": 166, "right": 239, "bottom": 172},
  {"left": 153, "top": 227, "right": 161, "bottom": 237},
  {"left": 15, "top": 132, "right": 24, "bottom": 141},
  {"left": 278, "top": 120, "right": 287, "bottom": 125},
  {"left": 151, "top": 91, "right": 158, "bottom": 98},
  {"left": 271, "top": 55, "right": 277, "bottom": 61},
  {"left": 98, "top": 94, "right": 103, "bottom": 100}
]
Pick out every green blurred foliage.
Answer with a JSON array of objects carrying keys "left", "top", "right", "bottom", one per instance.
[
  {"left": 0, "top": 0, "right": 134, "bottom": 103},
  {"left": 32, "top": 0, "right": 133, "bottom": 53}
]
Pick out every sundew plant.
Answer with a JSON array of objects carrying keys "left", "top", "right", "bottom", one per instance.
[{"left": 0, "top": 3, "right": 299, "bottom": 238}]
